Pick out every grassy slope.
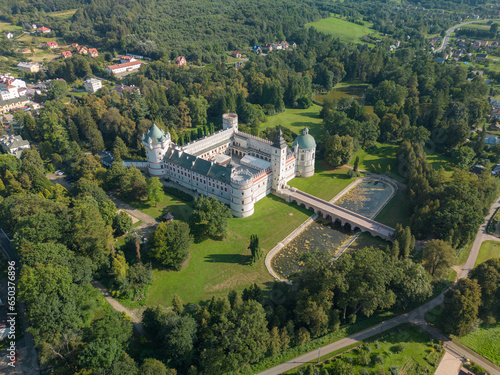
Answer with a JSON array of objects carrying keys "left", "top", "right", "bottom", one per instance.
[
  {"left": 313, "top": 82, "right": 367, "bottom": 104},
  {"left": 374, "top": 187, "right": 410, "bottom": 228},
  {"left": 146, "top": 195, "right": 312, "bottom": 307},
  {"left": 475, "top": 240, "right": 500, "bottom": 266},
  {"left": 259, "top": 104, "right": 324, "bottom": 138},
  {"left": 305, "top": 15, "right": 376, "bottom": 44}
]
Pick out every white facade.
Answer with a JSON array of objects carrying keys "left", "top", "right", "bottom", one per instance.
[
  {"left": 0, "top": 134, "right": 30, "bottom": 157},
  {"left": 0, "top": 86, "right": 19, "bottom": 101},
  {"left": 106, "top": 61, "right": 142, "bottom": 75},
  {"left": 131, "top": 114, "right": 315, "bottom": 217},
  {"left": 84, "top": 78, "right": 102, "bottom": 93},
  {"left": 17, "top": 62, "right": 40, "bottom": 73}
]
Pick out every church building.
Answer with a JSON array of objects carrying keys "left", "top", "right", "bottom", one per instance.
[{"left": 140, "top": 113, "right": 316, "bottom": 217}]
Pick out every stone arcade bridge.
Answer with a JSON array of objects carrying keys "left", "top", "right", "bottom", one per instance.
[{"left": 278, "top": 188, "right": 395, "bottom": 241}]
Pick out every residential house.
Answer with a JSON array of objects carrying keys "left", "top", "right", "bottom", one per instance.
[
  {"left": 46, "top": 41, "right": 58, "bottom": 49},
  {"left": 280, "top": 41, "right": 289, "bottom": 49},
  {"left": 175, "top": 56, "right": 187, "bottom": 66},
  {"left": 0, "top": 85, "right": 19, "bottom": 101},
  {"left": 61, "top": 51, "right": 72, "bottom": 59},
  {"left": 252, "top": 45, "right": 261, "bottom": 53},
  {"left": 71, "top": 43, "right": 79, "bottom": 47},
  {"left": 436, "top": 57, "right": 445, "bottom": 63},
  {"left": 472, "top": 41, "right": 481, "bottom": 49},
  {"left": 231, "top": 51, "right": 242, "bottom": 58},
  {"left": 36, "top": 26, "right": 51, "bottom": 33},
  {"left": 234, "top": 61, "right": 244, "bottom": 69},
  {"left": 477, "top": 53, "right": 488, "bottom": 59},
  {"left": 0, "top": 134, "right": 30, "bottom": 157},
  {"left": 291, "top": 42, "right": 297, "bottom": 48},
  {"left": 490, "top": 98, "right": 500, "bottom": 109},
  {"left": 97, "top": 151, "right": 114, "bottom": 167},
  {"left": 0, "top": 97, "right": 30, "bottom": 115},
  {"left": 274, "top": 43, "right": 283, "bottom": 50},
  {"left": 0, "top": 74, "right": 27, "bottom": 90},
  {"left": 31, "top": 24, "right": 37, "bottom": 30},
  {"left": 120, "top": 56, "right": 136, "bottom": 63},
  {"left": 106, "top": 61, "right": 142, "bottom": 75},
  {"left": 480, "top": 40, "right": 489, "bottom": 47},
  {"left": 88, "top": 48, "right": 98, "bottom": 58},
  {"left": 84, "top": 78, "right": 102, "bottom": 93},
  {"left": 114, "top": 84, "right": 141, "bottom": 96},
  {"left": 491, "top": 108, "right": 500, "bottom": 119},
  {"left": 17, "top": 62, "right": 40, "bottom": 73},
  {"left": 76, "top": 46, "right": 88, "bottom": 55},
  {"left": 6, "top": 32, "right": 13, "bottom": 39}
]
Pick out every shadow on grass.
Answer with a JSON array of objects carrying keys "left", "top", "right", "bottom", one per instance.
[{"left": 204, "top": 253, "right": 251, "bottom": 265}]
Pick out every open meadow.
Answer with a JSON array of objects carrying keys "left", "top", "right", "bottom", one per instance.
[
  {"left": 475, "top": 240, "right": 500, "bottom": 266},
  {"left": 306, "top": 15, "right": 377, "bottom": 44},
  {"left": 259, "top": 104, "right": 323, "bottom": 138}
]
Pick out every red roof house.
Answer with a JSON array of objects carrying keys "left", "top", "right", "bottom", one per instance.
[
  {"left": 88, "top": 48, "right": 98, "bottom": 58},
  {"left": 46, "top": 41, "right": 58, "bottom": 49},
  {"left": 36, "top": 26, "right": 51, "bottom": 33},
  {"left": 61, "top": 51, "right": 72, "bottom": 58},
  {"left": 175, "top": 56, "right": 187, "bottom": 66}
]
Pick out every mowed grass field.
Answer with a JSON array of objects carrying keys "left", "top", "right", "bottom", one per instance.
[
  {"left": 259, "top": 104, "right": 324, "bottom": 138},
  {"left": 288, "top": 160, "right": 353, "bottom": 201},
  {"left": 145, "top": 195, "right": 313, "bottom": 307},
  {"left": 314, "top": 82, "right": 367, "bottom": 104},
  {"left": 306, "top": 15, "right": 376, "bottom": 44},
  {"left": 475, "top": 240, "right": 500, "bottom": 266},
  {"left": 457, "top": 315, "right": 500, "bottom": 366}
]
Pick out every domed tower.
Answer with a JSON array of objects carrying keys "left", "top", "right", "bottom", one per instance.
[
  {"left": 293, "top": 127, "right": 316, "bottom": 177},
  {"left": 141, "top": 124, "right": 171, "bottom": 176},
  {"left": 222, "top": 112, "right": 238, "bottom": 132},
  {"left": 271, "top": 128, "right": 288, "bottom": 191},
  {"left": 230, "top": 168, "right": 254, "bottom": 218}
]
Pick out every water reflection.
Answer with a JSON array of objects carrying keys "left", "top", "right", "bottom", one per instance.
[{"left": 272, "top": 180, "right": 392, "bottom": 279}]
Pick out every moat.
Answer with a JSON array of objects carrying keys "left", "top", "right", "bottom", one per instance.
[{"left": 271, "top": 179, "right": 394, "bottom": 279}]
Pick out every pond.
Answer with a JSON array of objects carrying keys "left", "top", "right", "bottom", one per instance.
[{"left": 271, "top": 179, "right": 393, "bottom": 279}]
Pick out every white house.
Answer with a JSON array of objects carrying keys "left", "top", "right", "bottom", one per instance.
[
  {"left": 6, "top": 32, "right": 13, "bottom": 39},
  {"left": 106, "top": 61, "right": 142, "bottom": 75},
  {"left": 84, "top": 78, "right": 102, "bottom": 93},
  {"left": 0, "top": 134, "right": 30, "bottom": 157},
  {"left": 17, "top": 62, "right": 40, "bottom": 73}
]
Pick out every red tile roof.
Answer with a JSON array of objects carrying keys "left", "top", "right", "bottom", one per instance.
[{"left": 107, "top": 61, "right": 142, "bottom": 70}]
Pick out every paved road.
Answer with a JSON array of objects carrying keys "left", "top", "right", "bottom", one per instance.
[
  {"left": 434, "top": 18, "right": 500, "bottom": 53},
  {"left": 258, "top": 195, "right": 500, "bottom": 375},
  {"left": 91, "top": 281, "right": 147, "bottom": 336}
]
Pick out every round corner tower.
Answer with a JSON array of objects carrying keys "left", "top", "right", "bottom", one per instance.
[
  {"left": 293, "top": 127, "right": 316, "bottom": 178},
  {"left": 222, "top": 112, "right": 238, "bottom": 132},
  {"left": 142, "top": 124, "right": 171, "bottom": 176},
  {"left": 230, "top": 169, "right": 254, "bottom": 218}
]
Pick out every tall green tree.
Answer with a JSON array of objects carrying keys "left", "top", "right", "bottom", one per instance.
[
  {"left": 146, "top": 177, "right": 164, "bottom": 207},
  {"left": 189, "top": 196, "right": 232, "bottom": 241},
  {"left": 422, "top": 239, "right": 456, "bottom": 278},
  {"left": 149, "top": 221, "right": 192, "bottom": 270}
]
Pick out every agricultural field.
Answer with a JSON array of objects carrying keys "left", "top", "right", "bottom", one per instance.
[
  {"left": 259, "top": 104, "right": 324, "bottom": 138},
  {"left": 475, "top": 240, "right": 500, "bottom": 266},
  {"left": 130, "top": 194, "right": 313, "bottom": 307},
  {"left": 457, "top": 314, "right": 500, "bottom": 366},
  {"left": 48, "top": 9, "right": 78, "bottom": 20},
  {"left": 285, "top": 325, "right": 443, "bottom": 375},
  {"left": 306, "top": 15, "right": 378, "bottom": 44}
]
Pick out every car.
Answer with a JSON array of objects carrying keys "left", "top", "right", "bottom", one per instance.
[{"left": 54, "top": 170, "right": 61, "bottom": 174}]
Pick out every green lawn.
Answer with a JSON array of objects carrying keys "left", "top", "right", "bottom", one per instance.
[
  {"left": 457, "top": 315, "right": 500, "bottom": 366},
  {"left": 349, "top": 232, "right": 391, "bottom": 252},
  {"left": 259, "top": 104, "right": 324, "bottom": 138},
  {"left": 285, "top": 324, "right": 443, "bottom": 375},
  {"left": 374, "top": 186, "right": 410, "bottom": 228},
  {"left": 424, "top": 146, "right": 454, "bottom": 177},
  {"left": 120, "top": 190, "right": 194, "bottom": 222},
  {"left": 475, "top": 240, "right": 500, "bottom": 266},
  {"left": 313, "top": 82, "right": 368, "bottom": 104},
  {"left": 306, "top": 15, "right": 377, "bottom": 44},
  {"left": 348, "top": 143, "right": 403, "bottom": 182},
  {"left": 145, "top": 195, "right": 313, "bottom": 307},
  {"left": 288, "top": 160, "right": 353, "bottom": 201}
]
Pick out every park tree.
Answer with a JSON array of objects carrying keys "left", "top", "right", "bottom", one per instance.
[
  {"left": 469, "top": 258, "right": 500, "bottom": 316},
  {"left": 248, "top": 234, "right": 263, "bottom": 264},
  {"left": 422, "top": 239, "right": 456, "bottom": 278},
  {"left": 140, "top": 358, "right": 169, "bottom": 375},
  {"left": 323, "top": 134, "right": 354, "bottom": 168},
  {"left": 149, "top": 221, "right": 192, "bottom": 270},
  {"left": 112, "top": 136, "right": 128, "bottom": 160},
  {"left": 146, "top": 177, "right": 164, "bottom": 207},
  {"left": 391, "top": 259, "right": 432, "bottom": 308},
  {"left": 442, "top": 278, "right": 482, "bottom": 336},
  {"left": 392, "top": 224, "right": 415, "bottom": 259},
  {"left": 189, "top": 195, "right": 232, "bottom": 241},
  {"left": 121, "top": 166, "right": 147, "bottom": 201},
  {"left": 113, "top": 211, "right": 133, "bottom": 236}
]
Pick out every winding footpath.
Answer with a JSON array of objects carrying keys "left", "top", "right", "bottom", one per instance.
[{"left": 258, "top": 195, "right": 500, "bottom": 375}]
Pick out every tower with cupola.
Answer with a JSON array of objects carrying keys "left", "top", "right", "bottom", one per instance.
[
  {"left": 293, "top": 127, "right": 316, "bottom": 177},
  {"left": 141, "top": 124, "right": 171, "bottom": 176},
  {"left": 271, "top": 128, "right": 288, "bottom": 191}
]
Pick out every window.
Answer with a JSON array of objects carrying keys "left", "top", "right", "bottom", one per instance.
[
  {"left": 241, "top": 200, "right": 244, "bottom": 204},
  {"left": 301, "top": 155, "right": 304, "bottom": 161}
]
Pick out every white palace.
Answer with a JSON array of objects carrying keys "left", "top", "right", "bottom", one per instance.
[{"left": 140, "top": 113, "right": 316, "bottom": 217}]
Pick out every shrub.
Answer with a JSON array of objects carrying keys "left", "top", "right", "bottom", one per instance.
[
  {"left": 389, "top": 366, "right": 399, "bottom": 375},
  {"left": 358, "top": 352, "right": 370, "bottom": 366},
  {"left": 296, "top": 327, "right": 311, "bottom": 346},
  {"left": 392, "top": 343, "right": 406, "bottom": 353},
  {"left": 359, "top": 369, "right": 370, "bottom": 375},
  {"left": 372, "top": 354, "right": 384, "bottom": 365},
  {"left": 485, "top": 316, "right": 497, "bottom": 325}
]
